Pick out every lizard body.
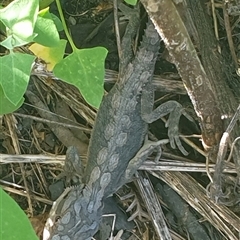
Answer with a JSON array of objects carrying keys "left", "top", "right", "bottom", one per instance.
[{"left": 44, "top": 16, "right": 189, "bottom": 240}]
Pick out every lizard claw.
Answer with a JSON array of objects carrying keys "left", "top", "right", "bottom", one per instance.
[
  {"left": 173, "top": 135, "right": 188, "bottom": 156},
  {"left": 182, "top": 110, "right": 194, "bottom": 122},
  {"left": 166, "top": 105, "right": 190, "bottom": 156}
]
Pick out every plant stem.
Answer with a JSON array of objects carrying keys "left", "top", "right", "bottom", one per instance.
[{"left": 55, "top": 0, "right": 77, "bottom": 51}]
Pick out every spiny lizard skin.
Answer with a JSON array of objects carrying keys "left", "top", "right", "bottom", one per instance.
[{"left": 44, "top": 20, "right": 189, "bottom": 240}]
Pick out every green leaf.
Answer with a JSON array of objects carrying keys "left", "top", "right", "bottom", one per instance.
[
  {"left": 0, "top": 34, "right": 36, "bottom": 49},
  {"left": 0, "top": 86, "right": 24, "bottom": 114},
  {"left": 53, "top": 47, "right": 108, "bottom": 108},
  {"left": 0, "top": 188, "right": 38, "bottom": 240},
  {"left": 0, "top": 52, "right": 36, "bottom": 105},
  {"left": 50, "top": 13, "right": 63, "bottom": 32},
  {"left": 0, "top": 0, "right": 39, "bottom": 48},
  {"left": 39, "top": 0, "right": 55, "bottom": 10},
  {"left": 33, "top": 14, "right": 60, "bottom": 47},
  {"left": 124, "top": 0, "right": 137, "bottom": 5}
]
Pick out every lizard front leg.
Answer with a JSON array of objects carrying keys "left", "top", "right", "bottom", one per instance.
[{"left": 141, "top": 83, "right": 192, "bottom": 155}]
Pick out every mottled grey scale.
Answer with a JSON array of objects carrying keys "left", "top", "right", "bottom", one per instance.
[
  {"left": 139, "top": 71, "right": 151, "bottom": 82},
  {"left": 73, "top": 200, "right": 82, "bottom": 218},
  {"left": 121, "top": 115, "right": 131, "bottom": 129},
  {"left": 108, "top": 153, "right": 119, "bottom": 172},
  {"left": 82, "top": 187, "right": 91, "bottom": 200},
  {"left": 150, "top": 33, "right": 159, "bottom": 44},
  {"left": 62, "top": 236, "right": 70, "bottom": 240},
  {"left": 100, "top": 172, "right": 111, "bottom": 188},
  {"left": 146, "top": 51, "right": 155, "bottom": 61},
  {"left": 88, "top": 167, "right": 101, "bottom": 186},
  {"left": 51, "top": 235, "right": 60, "bottom": 240},
  {"left": 125, "top": 168, "right": 131, "bottom": 180},
  {"left": 77, "top": 221, "right": 98, "bottom": 234},
  {"left": 94, "top": 189, "right": 105, "bottom": 210},
  {"left": 104, "top": 122, "right": 115, "bottom": 140},
  {"left": 61, "top": 212, "right": 71, "bottom": 224},
  {"left": 111, "top": 91, "right": 121, "bottom": 109},
  {"left": 87, "top": 200, "right": 94, "bottom": 213},
  {"left": 106, "top": 140, "right": 116, "bottom": 154},
  {"left": 125, "top": 97, "right": 138, "bottom": 112},
  {"left": 57, "top": 224, "right": 64, "bottom": 231},
  {"left": 133, "top": 85, "right": 143, "bottom": 96},
  {"left": 87, "top": 186, "right": 101, "bottom": 208},
  {"left": 115, "top": 132, "right": 127, "bottom": 146},
  {"left": 97, "top": 148, "right": 108, "bottom": 165},
  {"left": 61, "top": 194, "right": 77, "bottom": 213},
  {"left": 105, "top": 136, "right": 117, "bottom": 152}
]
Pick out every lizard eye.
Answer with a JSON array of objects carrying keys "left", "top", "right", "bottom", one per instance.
[{"left": 55, "top": 215, "right": 61, "bottom": 223}]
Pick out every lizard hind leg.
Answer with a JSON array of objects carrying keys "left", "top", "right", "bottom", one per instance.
[{"left": 123, "top": 137, "right": 169, "bottom": 183}]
